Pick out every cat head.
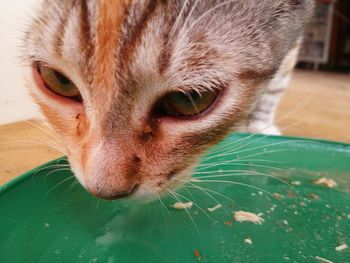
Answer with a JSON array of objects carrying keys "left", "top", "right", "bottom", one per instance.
[{"left": 23, "top": 0, "right": 313, "bottom": 200}]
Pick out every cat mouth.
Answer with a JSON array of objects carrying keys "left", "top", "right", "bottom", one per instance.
[{"left": 89, "top": 184, "right": 140, "bottom": 200}]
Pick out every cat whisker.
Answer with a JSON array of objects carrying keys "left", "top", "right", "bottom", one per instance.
[
  {"left": 179, "top": 0, "right": 237, "bottom": 45},
  {"left": 185, "top": 184, "right": 236, "bottom": 205},
  {"left": 276, "top": 96, "right": 313, "bottom": 124},
  {"left": 193, "top": 169, "right": 255, "bottom": 175},
  {"left": 0, "top": 140, "right": 58, "bottom": 150},
  {"left": 167, "top": 0, "right": 190, "bottom": 42},
  {"left": 205, "top": 135, "right": 300, "bottom": 165},
  {"left": 229, "top": 119, "right": 303, "bottom": 155},
  {"left": 233, "top": 139, "right": 321, "bottom": 159},
  {"left": 192, "top": 164, "right": 298, "bottom": 194},
  {"left": 187, "top": 92, "right": 200, "bottom": 114},
  {"left": 166, "top": 189, "right": 200, "bottom": 233},
  {"left": 95, "top": 199, "right": 101, "bottom": 212},
  {"left": 37, "top": 142, "right": 66, "bottom": 155},
  {"left": 211, "top": 119, "right": 306, "bottom": 160},
  {"left": 201, "top": 139, "right": 320, "bottom": 170},
  {"left": 32, "top": 163, "right": 71, "bottom": 177},
  {"left": 155, "top": 184, "right": 175, "bottom": 224},
  {"left": 39, "top": 137, "right": 66, "bottom": 154},
  {"left": 177, "top": 0, "right": 201, "bottom": 39},
  {"left": 194, "top": 170, "right": 292, "bottom": 186},
  {"left": 182, "top": 184, "right": 197, "bottom": 202},
  {"left": 172, "top": 190, "right": 215, "bottom": 223},
  {"left": 44, "top": 168, "right": 73, "bottom": 182},
  {"left": 192, "top": 171, "right": 298, "bottom": 195},
  {"left": 203, "top": 97, "right": 312, "bottom": 159},
  {"left": 200, "top": 150, "right": 289, "bottom": 173},
  {"left": 175, "top": 178, "right": 232, "bottom": 215},
  {"left": 196, "top": 158, "right": 286, "bottom": 168},
  {"left": 0, "top": 139, "right": 66, "bottom": 154},
  {"left": 64, "top": 180, "right": 79, "bottom": 193},
  {"left": 196, "top": 161, "right": 291, "bottom": 174},
  {"left": 25, "top": 120, "right": 61, "bottom": 142},
  {"left": 191, "top": 179, "right": 273, "bottom": 196},
  {"left": 23, "top": 119, "right": 65, "bottom": 152},
  {"left": 44, "top": 175, "right": 75, "bottom": 199},
  {"left": 234, "top": 149, "right": 288, "bottom": 162},
  {"left": 156, "top": 193, "right": 170, "bottom": 221},
  {"left": 198, "top": 148, "right": 288, "bottom": 172}
]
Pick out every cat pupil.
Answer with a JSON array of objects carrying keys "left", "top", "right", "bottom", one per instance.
[
  {"left": 178, "top": 92, "right": 196, "bottom": 106},
  {"left": 54, "top": 71, "right": 70, "bottom": 86}
]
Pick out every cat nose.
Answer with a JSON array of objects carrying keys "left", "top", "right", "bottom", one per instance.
[{"left": 89, "top": 184, "right": 139, "bottom": 200}]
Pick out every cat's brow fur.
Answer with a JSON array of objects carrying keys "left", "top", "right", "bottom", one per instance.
[{"left": 24, "top": 0, "right": 314, "bottom": 199}]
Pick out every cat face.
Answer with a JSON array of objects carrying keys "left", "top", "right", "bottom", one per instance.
[{"left": 24, "top": 0, "right": 313, "bottom": 200}]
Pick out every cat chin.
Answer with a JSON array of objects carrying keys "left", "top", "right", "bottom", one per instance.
[
  {"left": 130, "top": 180, "right": 187, "bottom": 203},
  {"left": 110, "top": 168, "right": 194, "bottom": 201},
  {"left": 132, "top": 166, "right": 195, "bottom": 201},
  {"left": 69, "top": 167, "right": 87, "bottom": 189}
]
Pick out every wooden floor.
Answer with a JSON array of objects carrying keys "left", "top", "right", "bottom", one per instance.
[
  {"left": 277, "top": 70, "right": 350, "bottom": 142},
  {"left": 0, "top": 70, "right": 349, "bottom": 185}
]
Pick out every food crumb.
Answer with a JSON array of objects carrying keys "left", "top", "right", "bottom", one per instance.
[
  {"left": 273, "top": 193, "right": 284, "bottom": 199},
  {"left": 258, "top": 191, "right": 263, "bottom": 195},
  {"left": 270, "top": 205, "right": 277, "bottom": 211},
  {"left": 308, "top": 193, "right": 320, "bottom": 200},
  {"left": 291, "top": 181, "right": 301, "bottom": 186},
  {"left": 287, "top": 191, "right": 296, "bottom": 198},
  {"left": 315, "top": 256, "right": 334, "bottom": 263},
  {"left": 314, "top": 178, "right": 337, "bottom": 188},
  {"left": 335, "top": 243, "right": 348, "bottom": 252},
  {"left": 193, "top": 249, "right": 201, "bottom": 259},
  {"left": 207, "top": 204, "right": 222, "bottom": 212},
  {"left": 172, "top": 202, "right": 193, "bottom": 210},
  {"left": 233, "top": 211, "right": 264, "bottom": 225},
  {"left": 282, "top": 220, "right": 289, "bottom": 225},
  {"left": 224, "top": 220, "right": 233, "bottom": 227},
  {"left": 244, "top": 238, "right": 253, "bottom": 245}
]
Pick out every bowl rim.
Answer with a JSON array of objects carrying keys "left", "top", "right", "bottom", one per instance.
[{"left": 1, "top": 133, "right": 349, "bottom": 196}]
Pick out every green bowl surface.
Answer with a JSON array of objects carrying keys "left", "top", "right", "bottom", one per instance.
[{"left": 0, "top": 133, "right": 349, "bottom": 263}]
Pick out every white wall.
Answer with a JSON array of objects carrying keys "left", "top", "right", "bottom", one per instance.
[{"left": 0, "top": 0, "right": 43, "bottom": 125}]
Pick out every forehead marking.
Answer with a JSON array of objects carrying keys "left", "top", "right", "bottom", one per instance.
[
  {"left": 119, "top": 1, "right": 160, "bottom": 72},
  {"left": 78, "top": 0, "right": 93, "bottom": 60},
  {"left": 54, "top": 0, "right": 75, "bottom": 58},
  {"left": 92, "top": 0, "right": 131, "bottom": 91}
]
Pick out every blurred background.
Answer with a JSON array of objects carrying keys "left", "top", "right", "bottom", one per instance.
[
  {"left": 0, "top": 0, "right": 40, "bottom": 124},
  {"left": 0, "top": 0, "right": 349, "bottom": 184}
]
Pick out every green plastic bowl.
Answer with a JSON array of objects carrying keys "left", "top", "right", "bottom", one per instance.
[{"left": 1, "top": 133, "right": 349, "bottom": 263}]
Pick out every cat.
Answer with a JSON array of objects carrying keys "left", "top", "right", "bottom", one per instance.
[{"left": 23, "top": 0, "right": 314, "bottom": 200}]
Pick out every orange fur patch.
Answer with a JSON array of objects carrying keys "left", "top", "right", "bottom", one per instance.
[{"left": 93, "top": 0, "right": 131, "bottom": 90}]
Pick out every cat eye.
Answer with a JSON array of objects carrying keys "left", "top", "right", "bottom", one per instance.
[
  {"left": 157, "top": 90, "right": 218, "bottom": 118},
  {"left": 37, "top": 66, "right": 82, "bottom": 101}
]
